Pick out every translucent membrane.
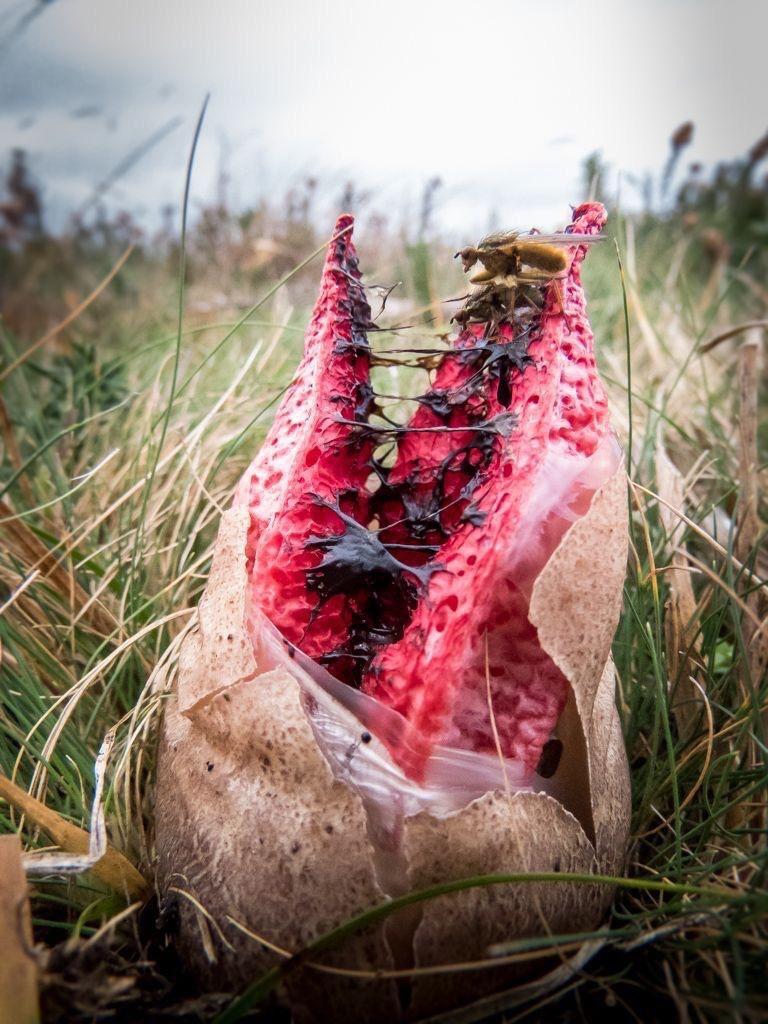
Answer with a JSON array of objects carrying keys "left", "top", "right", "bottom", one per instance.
[
  {"left": 496, "top": 433, "right": 622, "bottom": 603},
  {"left": 251, "top": 614, "right": 534, "bottom": 826}
]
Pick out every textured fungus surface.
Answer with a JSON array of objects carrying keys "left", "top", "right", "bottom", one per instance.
[
  {"left": 235, "top": 216, "right": 384, "bottom": 685},
  {"left": 236, "top": 204, "right": 615, "bottom": 779},
  {"left": 155, "top": 204, "right": 631, "bottom": 1020},
  {"left": 371, "top": 322, "right": 529, "bottom": 557},
  {"left": 364, "top": 203, "right": 614, "bottom": 776}
]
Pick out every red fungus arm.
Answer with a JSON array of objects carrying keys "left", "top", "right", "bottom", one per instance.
[
  {"left": 363, "top": 203, "right": 615, "bottom": 778},
  {"left": 235, "top": 215, "right": 376, "bottom": 682}
]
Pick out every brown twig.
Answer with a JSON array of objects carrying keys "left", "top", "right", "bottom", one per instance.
[
  {"left": 699, "top": 319, "right": 768, "bottom": 354},
  {"left": 736, "top": 331, "right": 767, "bottom": 692},
  {"left": 0, "top": 773, "right": 149, "bottom": 902},
  {"left": 0, "top": 835, "right": 39, "bottom": 1024},
  {"left": 729, "top": 328, "right": 767, "bottom": 838}
]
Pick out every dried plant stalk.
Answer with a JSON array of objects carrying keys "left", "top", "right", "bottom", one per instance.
[
  {"left": 0, "top": 836, "right": 39, "bottom": 1024},
  {"left": 656, "top": 440, "right": 704, "bottom": 741}
]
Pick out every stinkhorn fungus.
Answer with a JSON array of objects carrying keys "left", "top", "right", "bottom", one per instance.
[
  {"left": 235, "top": 203, "right": 618, "bottom": 780},
  {"left": 156, "top": 203, "right": 631, "bottom": 1023}
]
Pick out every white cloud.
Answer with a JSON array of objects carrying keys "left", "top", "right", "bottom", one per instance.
[{"left": 1, "top": 0, "right": 766, "bottom": 233}]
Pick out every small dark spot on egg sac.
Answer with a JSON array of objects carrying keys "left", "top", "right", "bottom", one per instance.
[
  {"left": 536, "top": 738, "right": 563, "bottom": 779},
  {"left": 206, "top": 762, "right": 215, "bottom": 772}
]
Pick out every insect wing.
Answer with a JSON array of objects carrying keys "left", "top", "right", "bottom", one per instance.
[
  {"left": 522, "top": 232, "right": 605, "bottom": 246},
  {"left": 477, "top": 230, "right": 520, "bottom": 249}
]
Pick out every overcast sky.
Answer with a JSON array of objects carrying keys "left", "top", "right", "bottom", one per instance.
[{"left": 1, "top": 0, "right": 767, "bottom": 235}]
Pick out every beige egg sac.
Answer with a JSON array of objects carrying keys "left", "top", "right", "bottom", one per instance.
[{"left": 154, "top": 463, "right": 630, "bottom": 1023}]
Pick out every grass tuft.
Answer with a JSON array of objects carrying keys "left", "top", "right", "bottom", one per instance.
[{"left": 0, "top": 193, "right": 766, "bottom": 1021}]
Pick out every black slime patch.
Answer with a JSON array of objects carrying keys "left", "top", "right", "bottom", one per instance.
[
  {"left": 300, "top": 252, "right": 547, "bottom": 686},
  {"left": 460, "top": 503, "right": 488, "bottom": 527},
  {"left": 536, "top": 738, "right": 563, "bottom": 779},
  {"left": 305, "top": 496, "right": 441, "bottom": 686}
]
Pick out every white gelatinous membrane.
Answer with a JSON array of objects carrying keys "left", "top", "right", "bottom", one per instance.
[
  {"left": 251, "top": 618, "right": 538, "bottom": 895},
  {"left": 502, "top": 432, "right": 623, "bottom": 602},
  {"left": 245, "top": 432, "right": 621, "bottom": 847},
  {"left": 253, "top": 615, "right": 536, "bottom": 829}
]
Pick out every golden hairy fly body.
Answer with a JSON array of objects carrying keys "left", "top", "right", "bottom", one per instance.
[
  {"left": 453, "top": 228, "right": 603, "bottom": 327},
  {"left": 513, "top": 240, "right": 570, "bottom": 274}
]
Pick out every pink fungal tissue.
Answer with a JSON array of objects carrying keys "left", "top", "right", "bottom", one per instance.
[{"left": 235, "top": 203, "right": 620, "bottom": 781}]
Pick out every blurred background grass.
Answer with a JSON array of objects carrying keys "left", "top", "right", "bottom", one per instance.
[{"left": 0, "top": 122, "right": 767, "bottom": 1021}]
